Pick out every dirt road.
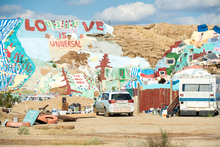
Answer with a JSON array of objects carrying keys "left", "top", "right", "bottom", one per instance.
[{"left": 0, "top": 113, "right": 220, "bottom": 147}]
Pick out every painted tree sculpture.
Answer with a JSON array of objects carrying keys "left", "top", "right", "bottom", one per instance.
[
  {"left": 95, "top": 54, "right": 112, "bottom": 81},
  {"left": 59, "top": 68, "right": 82, "bottom": 95}
]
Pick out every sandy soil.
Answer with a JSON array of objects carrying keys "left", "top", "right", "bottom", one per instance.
[{"left": 0, "top": 113, "right": 220, "bottom": 147}]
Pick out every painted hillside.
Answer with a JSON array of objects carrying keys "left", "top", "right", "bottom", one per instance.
[{"left": 0, "top": 17, "right": 220, "bottom": 99}]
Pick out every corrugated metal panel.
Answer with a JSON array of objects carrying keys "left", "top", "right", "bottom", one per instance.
[{"left": 139, "top": 88, "right": 179, "bottom": 112}]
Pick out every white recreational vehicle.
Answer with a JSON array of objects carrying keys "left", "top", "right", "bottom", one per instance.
[{"left": 179, "top": 75, "right": 220, "bottom": 116}]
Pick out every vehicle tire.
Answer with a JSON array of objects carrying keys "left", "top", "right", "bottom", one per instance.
[
  {"left": 104, "top": 108, "right": 109, "bottom": 117},
  {"left": 128, "top": 112, "right": 133, "bottom": 116},
  {"left": 96, "top": 112, "right": 99, "bottom": 115}
]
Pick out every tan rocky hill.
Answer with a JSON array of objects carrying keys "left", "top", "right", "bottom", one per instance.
[
  {"left": 148, "top": 23, "right": 215, "bottom": 41},
  {"left": 112, "top": 23, "right": 215, "bottom": 68}
]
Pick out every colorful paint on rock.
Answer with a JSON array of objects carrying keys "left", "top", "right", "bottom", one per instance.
[
  {"left": 0, "top": 18, "right": 35, "bottom": 90},
  {"left": 2, "top": 19, "right": 220, "bottom": 99}
]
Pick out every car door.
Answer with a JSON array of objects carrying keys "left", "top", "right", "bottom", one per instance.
[
  {"left": 100, "top": 93, "right": 109, "bottom": 112},
  {"left": 95, "top": 94, "right": 104, "bottom": 112},
  {"left": 98, "top": 93, "right": 109, "bottom": 112}
]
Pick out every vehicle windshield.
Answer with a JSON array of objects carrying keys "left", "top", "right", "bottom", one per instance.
[
  {"left": 111, "top": 94, "right": 132, "bottom": 100},
  {"left": 28, "top": 97, "right": 35, "bottom": 101}
]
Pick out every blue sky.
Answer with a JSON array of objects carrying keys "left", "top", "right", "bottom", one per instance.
[{"left": 0, "top": 0, "right": 220, "bottom": 25}]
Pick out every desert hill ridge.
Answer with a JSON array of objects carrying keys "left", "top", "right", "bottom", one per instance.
[{"left": 111, "top": 23, "right": 215, "bottom": 67}]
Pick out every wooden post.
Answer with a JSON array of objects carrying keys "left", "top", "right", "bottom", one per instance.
[
  {"left": 118, "top": 80, "right": 121, "bottom": 91},
  {"left": 109, "top": 20, "right": 110, "bottom": 25},
  {"left": 137, "top": 83, "right": 140, "bottom": 113},
  {"left": 170, "top": 80, "right": 173, "bottom": 104}
]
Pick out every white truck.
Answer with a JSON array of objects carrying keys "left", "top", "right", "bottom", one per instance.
[{"left": 179, "top": 75, "right": 220, "bottom": 116}]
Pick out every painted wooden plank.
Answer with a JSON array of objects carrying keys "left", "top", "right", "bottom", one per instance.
[{"left": 23, "top": 110, "right": 40, "bottom": 126}]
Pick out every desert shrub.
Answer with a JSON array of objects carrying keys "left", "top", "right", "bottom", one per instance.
[
  {"left": 147, "top": 129, "right": 170, "bottom": 147},
  {"left": 146, "top": 129, "right": 185, "bottom": 147},
  {"left": 204, "top": 113, "right": 214, "bottom": 117},
  {"left": 18, "top": 126, "right": 30, "bottom": 135},
  {"left": 126, "top": 139, "right": 146, "bottom": 147},
  {"left": 0, "top": 90, "right": 21, "bottom": 108},
  {"left": 84, "top": 138, "right": 103, "bottom": 145},
  {"left": 126, "top": 129, "right": 185, "bottom": 147},
  {"left": 48, "top": 60, "right": 54, "bottom": 63},
  {"left": 52, "top": 63, "right": 57, "bottom": 68}
]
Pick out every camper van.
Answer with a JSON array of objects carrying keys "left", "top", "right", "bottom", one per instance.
[{"left": 179, "top": 75, "right": 220, "bottom": 116}]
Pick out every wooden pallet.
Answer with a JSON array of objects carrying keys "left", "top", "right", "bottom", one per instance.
[{"left": 167, "top": 96, "right": 179, "bottom": 113}]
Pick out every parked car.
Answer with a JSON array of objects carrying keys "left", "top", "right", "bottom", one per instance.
[
  {"left": 26, "top": 96, "right": 52, "bottom": 101},
  {"left": 95, "top": 91, "right": 134, "bottom": 117}
]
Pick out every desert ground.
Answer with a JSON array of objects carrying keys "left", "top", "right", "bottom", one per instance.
[{"left": 0, "top": 113, "right": 220, "bottom": 147}]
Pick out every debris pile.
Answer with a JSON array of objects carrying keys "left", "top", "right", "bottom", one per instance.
[{"left": 12, "top": 96, "right": 94, "bottom": 113}]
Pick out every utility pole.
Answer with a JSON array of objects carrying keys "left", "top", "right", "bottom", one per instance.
[{"left": 118, "top": 80, "right": 121, "bottom": 91}]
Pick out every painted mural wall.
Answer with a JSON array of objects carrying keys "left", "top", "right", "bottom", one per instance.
[
  {"left": 0, "top": 17, "right": 117, "bottom": 97},
  {"left": 154, "top": 25, "right": 220, "bottom": 83},
  {"left": 0, "top": 17, "right": 153, "bottom": 99},
  {"left": 2, "top": 19, "right": 219, "bottom": 98}
]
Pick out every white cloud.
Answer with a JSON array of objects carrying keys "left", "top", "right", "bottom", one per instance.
[
  {"left": 168, "top": 13, "right": 220, "bottom": 25},
  {"left": 93, "top": 2, "right": 155, "bottom": 22},
  {"left": 64, "top": 0, "right": 94, "bottom": 6},
  {"left": 0, "top": 4, "right": 25, "bottom": 15},
  {"left": 9, "top": 10, "right": 79, "bottom": 20},
  {"left": 0, "top": 16, "right": 7, "bottom": 19},
  {"left": 154, "top": 0, "right": 220, "bottom": 11}
]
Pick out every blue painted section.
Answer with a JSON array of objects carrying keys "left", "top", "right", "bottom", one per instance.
[
  {"left": 216, "top": 79, "right": 220, "bottom": 83},
  {"left": 213, "top": 25, "right": 220, "bottom": 34},
  {"left": 215, "top": 93, "right": 220, "bottom": 98},
  {"left": 143, "top": 83, "right": 179, "bottom": 91},
  {"left": 125, "top": 68, "right": 142, "bottom": 89},
  {"left": 167, "top": 80, "right": 179, "bottom": 85},
  {"left": 179, "top": 98, "right": 220, "bottom": 101},
  {"left": 154, "top": 57, "right": 169, "bottom": 73},
  {"left": 23, "top": 110, "right": 40, "bottom": 126},
  {"left": 2, "top": 119, "right": 8, "bottom": 127},
  {"left": 141, "top": 69, "right": 154, "bottom": 75},
  {"left": 197, "top": 24, "right": 208, "bottom": 32},
  {"left": 0, "top": 18, "right": 23, "bottom": 64}
]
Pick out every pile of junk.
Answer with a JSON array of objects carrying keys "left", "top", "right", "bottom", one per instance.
[{"left": 51, "top": 97, "right": 94, "bottom": 116}]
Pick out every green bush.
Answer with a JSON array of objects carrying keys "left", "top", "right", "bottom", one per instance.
[
  {"left": 83, "top": 138, "right": 103, "bottom": 145},
  {"left": 52, "top": 63, "right": 57, "bottom": 68},
  {"left": 112, "top": 86, "right": 116, "bottom": 91},
  {"left": 0, "top": 90, "right": 21, "bottom": 108},
  {"left": 126, "top": 129, "right": 185, "bottom": 147},
  {"left": 146, "top": 129, "right": 185, "bottom": 147},
  {"left": 147, "top": 129, "right": 170, "bottom": 147},
  {"left": 18, "top": 126, "right": 30, "bottom": 135}
]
